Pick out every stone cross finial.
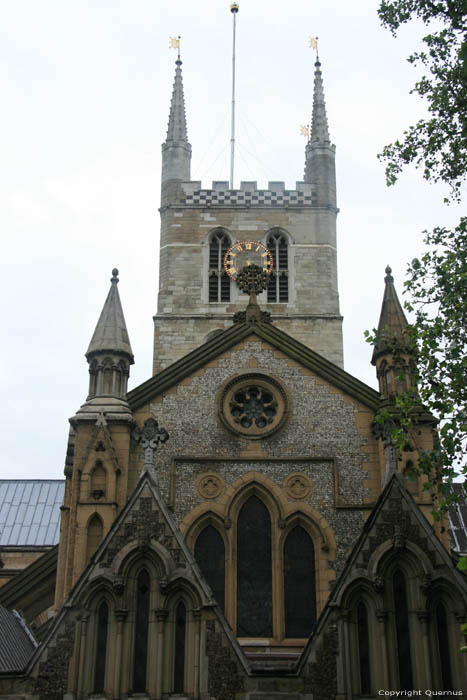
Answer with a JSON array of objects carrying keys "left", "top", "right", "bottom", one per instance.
[
  {"left": 235, "top": 264, "right": 271, "bottom": 323},
  {"left": 133, "top": 418, "right": 169, "bottom": 479}
]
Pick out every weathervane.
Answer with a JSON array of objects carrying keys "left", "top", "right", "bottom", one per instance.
[
  {"left": 169, "top": 35, "right": 181, "bottom": 60},
  {"left": 309, "top": 35, "right": 319, "bottom": 58}
]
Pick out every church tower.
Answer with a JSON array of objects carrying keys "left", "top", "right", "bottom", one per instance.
[{"left": 154, "top": 56, "right": 343, "bottom": 373}]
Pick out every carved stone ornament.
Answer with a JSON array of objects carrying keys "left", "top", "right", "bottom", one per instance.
[
  {"left": 132, "top": 418, "right": 169, "bottom": 472},
  {"left": 196, "top": 472, "right": 225, "bottom": 500},
  {"left": 219, "top": 373, "right": 289, "bottom": 439},
  {"left": 284, "top": 472, "right": 312, "bottom": 500},
  {"left": 372, "top": 575, "right": 385, "bottom": 593},
  {"left": 113, "top": 576, "right": 125, "bottom": 596}
]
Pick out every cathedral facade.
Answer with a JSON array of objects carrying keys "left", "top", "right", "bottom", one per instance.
[{"left": 0, "top": 54, "right": 466, "bottom": 700}]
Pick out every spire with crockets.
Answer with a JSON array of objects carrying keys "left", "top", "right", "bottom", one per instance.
[
  {"left": 304, "top": 55, "right": 336, "bottom": 209},
  {"left": 161, "top": 54, "right": 192, "bottom": 185}
]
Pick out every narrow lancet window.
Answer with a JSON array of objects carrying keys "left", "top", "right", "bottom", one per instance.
[
  {"left": 209, "top": 231, "right": 231, "bottom": 302},
  {"left": 284, "top": 526, "right": 316, "bottom": 637},
  {"left": 393, "top": 569, "right": 413, "bottom": 689},
  {"left": 86, "top": 514, "right": 103, "bottom": 563},
  {"left": 174, "top": 601, "right": 186, "bottom": 693},
  {"left": 195, "top": 526, "right": 225, "bottom": 611},
  {"left": 93, "top": 601, "right": 109, "bottom": 693},
  {"left": 436, "top": 602, "right": 453, "bottom": 690},
  {"left": 237, "top": 496, "right": 272, "bottom": 636},
  {"left": 357, "top": 601, "right": 371, "bottom": 694},
  {"left": 133, "top": 569, "right": 150, "bottom": 692},
  {"left": 266, "top": 231, "right": 289, "bottom": 302}
]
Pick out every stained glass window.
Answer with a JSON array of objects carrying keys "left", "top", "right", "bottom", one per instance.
[
  {"left": 174, "top": 602, "right": 186, "bottom": 692},
  {"left": 133, "top": 569, "right": 150, "bottom": 692},
  {"left": 237, "top": 496, "right": 272, "bottom": 636},
  {"left": 393, "top": 569, "right": 413, "bottom": 689},
  {"left": 284, "top": 526, "right": 316, "bottom": 637},
  {"left": 93, "top": 601, "right": 108, "bottom": 693},
  {"left": 195, "top": 526, "right": 225, "bottom": 611}
]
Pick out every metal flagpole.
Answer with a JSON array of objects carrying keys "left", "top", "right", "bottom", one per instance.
[{"left": 230, "top": 3, "right": 239, "bottom": 189}]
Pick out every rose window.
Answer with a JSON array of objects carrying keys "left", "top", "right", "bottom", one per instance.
[
  {"left": 219, "top": 373, "right": 289, "bottom": 438},
  {"left": 230, "top": 386, "right": 278, "bottom": 429}
]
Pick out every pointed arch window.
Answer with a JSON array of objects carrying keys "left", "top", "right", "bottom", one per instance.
[
  {"left": 194, "top": 526, "right": 225, "bottom": 611},
  {"left": 133, "top": 568, "right": 150, "bottom": 692},
  {"left": 393, "top": 569, "right": 413, "bottom": 689},
  {"left": 284, "top": 525, "right": 316, "bottom": 637},
  {"left": 86, "top": 514, "right": 103, "bottom": 563},
  {"left": 93, "top": 601, "right": 109, "bottom": 693},
  {"left": 90, "top": 461, "right": 106, "bottom": 500},
  {"left": 237, "top": 495, "right": 272, "bottom": 637},
  {"left": 436, "top": 602, "right": 453, "bottom": 690},
  {"left": 266, "top": 231, "right": 289, "bottom": 303},
  {"left": 174, "top": 601, "right": 186, "bottom": 693},
  {"left": 209, "top": 230, "right": 231, "bottom": 302},
  {"left": 357, "top": 600, "right": 371, "bottom": 694}
]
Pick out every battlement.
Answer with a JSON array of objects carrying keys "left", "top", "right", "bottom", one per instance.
[{"left": 179, "top": 180, "right": 318, "bottom": 207}]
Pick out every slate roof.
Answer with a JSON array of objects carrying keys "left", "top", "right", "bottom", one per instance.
[
  {"left": 449, "top": 482, "right": 467, "bottom": 554},
  {"left": 0, "top": 480, "right": 65, "bottom": 547},
  {"left": 0, "top": 605, "right": 36, "bottom": 673}
]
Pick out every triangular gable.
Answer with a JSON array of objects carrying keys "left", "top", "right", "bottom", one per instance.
[
  {"left": 128, "top": 320, "right": 380, "bottom": 410},
  {"left": 297, "top": 472, "right": 467, "bottom": 673},
  {"left": 24, "top": 470, "right": 250, "bottom": 678},
  {"left": 77, "top": 413, "right": 121, "bottom": 475}
]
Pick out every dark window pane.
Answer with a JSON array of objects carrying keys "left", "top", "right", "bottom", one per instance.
[
  {"left": 94, "top": 601, "right": 108, "bottom": 693},
  {"left": 220, "top": 273, "right": 230, "bottom": 302},
  {"left": 209, "top": 239, "right": 220, "bottom": 268},
  {"left": 437, "top": 603, "right": 453, "bottom": 690},
  {"left": 284, "top": 526, "right": 316, "bottom": 637},
  {"left": 357, "top": 601, "right": 371, "bottom": 694},
  {"left": 267, "top": 274, "right": 277, "bottom": 303},
  {"left": 278, "top": 240, "right": 288, "bottom": 269},
  {"left": 393, "top": 569, "right": 413, "bottom": 689},
  {"left": 174, "top": 602, "right": 186, "bottom": 693},
  {"left": 195, "top": 526, "right": 225, "bottom": 611},
  {"left": 237, "top": 496, "right": 272, "bottom": 636},
  {"left": 279, "top": 274, "right": 288, "bottom": 302},
  {"left": 133, "top": 569, "right": 150, "bottom": 692},
  {"left": 209, "top": 274, "right": 219, "bottom": 302}
]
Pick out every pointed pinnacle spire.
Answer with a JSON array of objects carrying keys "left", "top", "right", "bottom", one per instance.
[
  {"left": 309, "top": 58, "right": 330, "bottom": 144},
  {"left": 86, "top": 269, "right": 134, "bottom": 363},
  {"left": 372, "top": 266, "right": 410, "bottom": 364},
  {"left": 165, "top": 58, "right": 188, "bottom": 144}
]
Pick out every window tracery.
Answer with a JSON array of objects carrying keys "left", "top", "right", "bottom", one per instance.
[
  {"left": 208, "top": 230, "right": 231, "bottom": 302},
  {"left": 266, "top": 230, "right": 289, "bottom": 303}
]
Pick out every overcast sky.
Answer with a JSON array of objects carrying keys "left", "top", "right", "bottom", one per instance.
[{"left": 1, "top": 1, "right": 464, "bottom": 480}]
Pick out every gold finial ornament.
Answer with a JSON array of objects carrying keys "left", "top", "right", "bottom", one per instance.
[
  {"left": 309, "top": 36, "right": 319, "bottom": 51},
  {"left": 300, "top": 125, "right": 310, "bottom": 138},
  {"left": 230, "top": 2, "right": 239, "bottom": 13},
  {"left": 169, "top": 35, "right": 181, "bottom": 60}
]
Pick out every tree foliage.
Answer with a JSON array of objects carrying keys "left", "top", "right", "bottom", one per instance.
[
  {"left": 374, "top": 1, "right": 467, "bottom": 502},
  {"left": 378, "top": 0, "right": 467, "bottom": 201}
]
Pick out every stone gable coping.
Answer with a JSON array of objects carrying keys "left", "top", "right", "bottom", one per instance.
[{"left": 128, "top": 322, "right": 380, "bottom": 411}]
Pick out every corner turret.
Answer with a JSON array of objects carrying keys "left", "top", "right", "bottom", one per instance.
[
  {"left": 372, "top": 266, "right": 412, "bottom": 402},
  {"left": 77, "top": 269, "right": 134, "bottom": 418},
  {"left": 304, "top": 57, "right": 336, "bottom": 210}
]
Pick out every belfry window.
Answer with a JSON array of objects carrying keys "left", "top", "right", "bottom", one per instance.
[
  {"left": 209, "top": 231, "right": 231, "bottom": 302},
  {"left": 266, "top": 231, "right": 289, "bottom": 303}
]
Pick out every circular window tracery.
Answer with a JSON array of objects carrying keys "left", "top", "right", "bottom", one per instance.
[{"left": 219, "top": 374, "right": 289, "bottom": 438}]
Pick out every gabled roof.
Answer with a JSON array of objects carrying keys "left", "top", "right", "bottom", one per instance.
[
  {"left": 297, "top": 472, "right": 467, "bottom": 673},
  {"left": 0, "top": 480, "right": 64, "bottom": 546},
  {"left": 0, "top": 606, "right": 36, "bottom": 673},
  {"left": 128, "top": 320, "right": 380, "bottom": 411}
]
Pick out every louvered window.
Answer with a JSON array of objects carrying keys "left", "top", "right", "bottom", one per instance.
[
  {"left": 209, "top": 231, "right": 231, "bottom": 302},
  {"left": 266, "top": 231, "right": 289, "bottom": 303}
]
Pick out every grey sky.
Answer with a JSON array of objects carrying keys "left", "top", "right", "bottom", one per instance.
[{"left": 1, "top": 1, "right": 463, "bottom": 479}]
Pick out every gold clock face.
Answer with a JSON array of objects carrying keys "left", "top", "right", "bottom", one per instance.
[{"left": 223, "top": 241, "right": 273, "bottom": 280}]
